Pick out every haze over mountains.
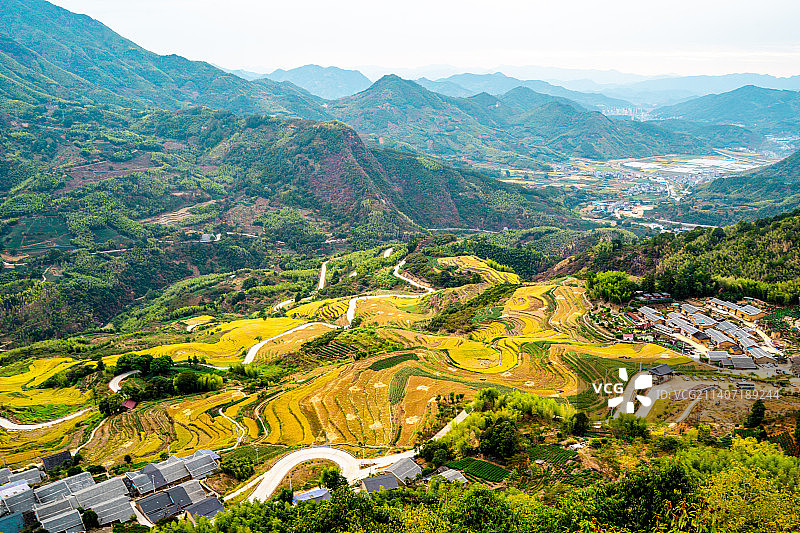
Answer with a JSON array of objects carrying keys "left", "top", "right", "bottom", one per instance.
[{"left": 0, "top": 0, "right": 798, "bottom": 232}]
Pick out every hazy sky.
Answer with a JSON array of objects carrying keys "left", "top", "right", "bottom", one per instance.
[{"left": 51, "top": 0, "right": 800, "bottom": 79}]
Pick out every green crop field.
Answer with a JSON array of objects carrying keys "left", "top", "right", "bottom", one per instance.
[{"left": 1, "top": 216, "right": 75, "bottom": 253}]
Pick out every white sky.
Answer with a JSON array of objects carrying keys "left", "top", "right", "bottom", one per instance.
[{"left": 50, "top": 0, "right": 800, "bottom": 79}]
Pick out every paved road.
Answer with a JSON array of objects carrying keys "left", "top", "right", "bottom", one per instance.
[
  {"left": 109, "top": 370, "right": 139, "bottom": 392},
  {"left": 273, "top": 299, "right": 295, "bottom": 312},
  {"left": 243, "top": 322, "right": 339, "bottom": 364},
  {"left": 0, "top": 407, "right": 95, "bottom": 431},
  {"left": 240, "top": 409, "right": 466, "bottom": 502},
  {"left": 317, "top": 261, "right": 329, "bottom": 291},
  {"left": 218, "top": 405, "right": 246, "bottom": 452}
]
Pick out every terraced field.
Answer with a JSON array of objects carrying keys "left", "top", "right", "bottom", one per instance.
[
  {"left": 81, "top": 390, "right": 257, "bottom": 466},
  {"left": 4, "top": 256, "right": 692, "bottom": 466},
  {"left": 288, "top": 298, "right": 350, "bottom": 321},
  {"left": 438, "top": 256, "right": 521, "bottom": 284},
  {"left": 0, "top": 359, "right": 90, "bottom": 418},
  {"left": 133, "top": 317, "right": 307, "bottom": 366}
]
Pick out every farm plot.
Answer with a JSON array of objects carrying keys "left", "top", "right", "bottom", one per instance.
[
  {"left": 550, "top": 286, "right": 587, "bottom": 339},
  {"left": 253, "top": 323, "right": 338, "bottom": 363},
  {"left": 288, "top": 298, "right": 349, "bottom": 321},
  {"left": 133, "top": 317, "right": 306, "bottom": 366},
  {"left": 0, "top": 359, "right": 90, "bottom": 419},
  {"left": 471, "top": 321, "right": 511, "bottom": 343},
  {"left": 438, "top": 256, "right": 520, "bottom": 285},
  {"left": 527, "top": 445, "right": 598, "bottom": 488},
  {"left": 262, "top": 367, "right": 345, "bottom": 446},
  {"left": 505, "top": 285, "right": 554, "bottom": 312},
  {"left": 354, "top": 297, "right": 430, "bottom": 327},
  {"left": 167, "top": 390, "right": 245, "bottom": 454},
  {"left": 0, "top": 410, "right": 98, "bottom": 467},
  {"left": 0, "top": 216, "right": 75, "bottom": 253},
  {"left": 446, "top": 458, "right": 508, "bottom": 482}
]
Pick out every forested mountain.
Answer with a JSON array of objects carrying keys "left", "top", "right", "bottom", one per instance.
[
  {"left": 328, "top": 75, "right": 711, "bottom": 167},
  {"left": 658, "top": 149, "right": 800, "bottom": 225},
  {"left": 0, "top": 0, "right": 330, "bottom": 119},
  {"left": 653, "top": 85, "right": 800, "bottom": 133},
  {"left": 646, "top": 119, "right": 769, "bottom": 152},
  {"left": 544, "top": 210, "right": 800, "bottom": 304},
  {"left": 266, "top": 65, "right": 373, "bottom": 99},
  {"left": 434, "top": 72, "right": 632, "bottom": 110}
]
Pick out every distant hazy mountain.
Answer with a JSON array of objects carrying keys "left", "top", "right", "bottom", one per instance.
[
  {"left": 265, "top": 65, "right": 372, "bottom": 100},
  {"left": 327, "top": 75, "right": 707, "bottom": 167},
  {"left": 653, "top": 86, "right": 800, "bottom": 133},
  {"left": 222, "top": 67, "right": 267, "bottom": 81},
  {"left": 415, "top": 77, "right": 474, "bottom": 98},
  {"left": 584, "top": 73, "right": 800, "bottom": 107},
  {"left": 0, "top": 0, "right": 330, "bottom": 119},
  {"left": 659, "top": 149, "right": 800, "bottom": 225},
  {"left": 436, "top": 73, "right": 632, "bottom": 111}
]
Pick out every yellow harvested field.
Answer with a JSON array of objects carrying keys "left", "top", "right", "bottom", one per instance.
[
  {"left": 471, "top": 321, "right": 509, "bottom": 342},
  {"left": 185, "top": 315, "right": 214, "bottom": 326},
  {"left": 439, "top": 256, "right": 520, "bottom": 284},
  {"left": 255, "top": 323, "right": 338, "bottom": 362},
  {"left": 561, "top": 342, "right": 689, "bottom": 364},
  {"left": 132, "top": 317, "right": 306, "bottom": 366},
  {"left": 0, "top": 410, "right": 97, "bottom": 467},
  {"left": 505, "top": 285, "right": 553, "bottom": 312},
  {"left": 356, "top": 297, "right": 430, "bottom": 327},
  {"left": 0, "top": 358, "right": 89, "bottom": 411},
  {"left": 288, "top": 298, "right": 349, "bottom": 321}
]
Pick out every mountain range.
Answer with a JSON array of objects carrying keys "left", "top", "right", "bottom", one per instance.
[
  {"left": 265, "top": 65, "right": 372, "bottom": 100},
  {"left": 652, "top": 85, "right": 800, "bottom": 134}
]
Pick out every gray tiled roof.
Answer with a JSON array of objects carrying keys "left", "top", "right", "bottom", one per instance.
[
  {"left": 93, "top": 495, "right": 134, "bottom": 525},
  {"left": 154, "top": 456, "right": 191, "bottom": 485},
  {"left": 178, "top": 480, "right": 206, "bottom": 504},
  {"left": 1, "top": 486, "right": 36, "bottom": 513},
  {"left": 34, "top": 472, "right": 95, "bottom": 504},
  {"left": 183, "top": 453, "right": 217, "bottom": 479},
  {"left": 125, "top": 472, "right": 155, "bottom": 495},
  {"left": 138, "top": 464, "right": 167, "bottom": 491},
  {"left": 42, "top": 451, "right": 73, "bottom": 473},
  {"left": 74, "top": 477, "right": 129, "bottom": 509},
  {"left": 0, "top": 468, "right": 11, "bottom": 485},
  {"left": 706, "top": 329, "right": 734, "bottom": 345},
  {"left": 184, "top": 496, "right": 225, "bottom": 520},
  {"left": 137, "top": 491, "right": 180, "bottom": 523},
  {"left": 385, "top": 458, "right": 422, "bottom": 483},
  {"left": 436, "top": 468, "right": 468, "bottom": 485},
  {"left": 8, "top": 468, "right": 43, "bottom": 486},
  {"left": 361, "top": 474, "right": 399, "bottom": 494},
  {"left": 39, "top": 509, "right": 84, "bottom": 533},
  {"left": 34, "top": 497, "right": 75, "bottom": 522}
]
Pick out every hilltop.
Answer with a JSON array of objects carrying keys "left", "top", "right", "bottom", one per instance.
[
  {"left": 328, "top": 75, "right": 710, "bottom": 167},
  {"left": 658, "top": 149, "right": 800, "bottom": 225},
  {"left": 265, "top": 65, "right": 373, "bottom": 100},
  {"left": 653, "top": 85, "right": 800, "bottom": 134},
  {"left": 0, "top": 0, "right": 330, "bottom": 119}
]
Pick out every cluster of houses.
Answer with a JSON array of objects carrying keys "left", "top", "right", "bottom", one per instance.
[
  {"left": 292, "top": 457, "right": 468, "bottom": 504},
  {"left": 0, "top": 449, "right": 224, "bottom": 533},
  {"left": 636, "top": 299, "right": 782, "bottom": 371}
]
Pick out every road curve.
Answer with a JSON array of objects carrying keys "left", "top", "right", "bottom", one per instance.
[
  {"left": 109, "top": 370, "right": 140, "bottom": 392},
  {"left": 241, "top": 410, "right": 465, "bottom": 502},
  {"left": 218, "top": 406, "right": 246, "bottom": 452},
  {"left": 273, "top": 299, "right": 295, "bottom": 312},
  {"left": 243, "top": 322, "right": 339, "bottom": 364},
  {"left": 0, "top": 407, "right": 95, "bottom": 431}
]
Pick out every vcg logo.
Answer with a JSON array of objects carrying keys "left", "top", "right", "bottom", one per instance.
[{"left": 592, "top": 368, "right": 653, "bottom": 415}]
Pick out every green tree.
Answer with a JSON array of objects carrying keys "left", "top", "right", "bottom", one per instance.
[
  {"left": 609, "top": 413, "right": 649, "bottom": 439},
  {"left": 745, "top": 399, "right": 766, "bottom": 428},
  {"left": 320, "top": 466, "right": 347, "bottom": 491},
  {"left": 98, "top": 394, "right": 123, "bottom": 417},
  {"left": 479, "top": 418, "right": 520, "bottom": 459}
]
